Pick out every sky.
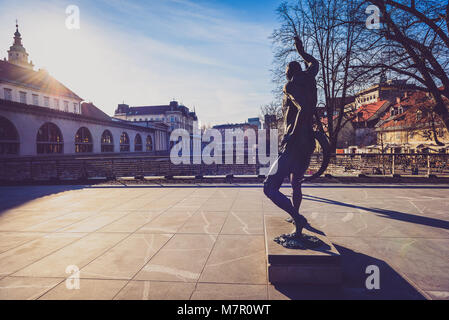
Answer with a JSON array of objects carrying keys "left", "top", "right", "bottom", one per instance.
[{"left": 0, "top": 0, "right": 281, "bottom": 126}]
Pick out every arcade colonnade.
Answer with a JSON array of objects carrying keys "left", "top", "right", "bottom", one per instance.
[{"left": 0, "top": 108, "right": 167, "bottom": 156}]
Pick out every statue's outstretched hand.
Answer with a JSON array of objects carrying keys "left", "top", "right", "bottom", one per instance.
[{"left": 294, "top": 36, "right": 304, "bottom": 54}]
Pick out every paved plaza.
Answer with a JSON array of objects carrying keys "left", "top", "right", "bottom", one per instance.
[{"left": 0, "top": 183, "right": 448, "bottom": 300}]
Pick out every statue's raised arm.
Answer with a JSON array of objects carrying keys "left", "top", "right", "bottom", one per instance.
[{"left": 294, "top": 36, "right": 319, "bottom": 78}]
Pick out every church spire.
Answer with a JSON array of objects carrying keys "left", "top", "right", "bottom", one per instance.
[
  {"left": 13, "top": 19, "right": 22, "bottom": 46},
  {"left": 7, "top": 20, "right": 34, "bottom": 69}
]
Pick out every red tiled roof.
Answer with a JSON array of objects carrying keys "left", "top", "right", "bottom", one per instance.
[
  {"left": 378, "top": 91, "right": 444, "bottom": 130},
  {"left": 353, "top": 100, "right": 389, "bottom": 122},
  {"left": 0, "top": 60, "right": 82, "bottom": 100}
]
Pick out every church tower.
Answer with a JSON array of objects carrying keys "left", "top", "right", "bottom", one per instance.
[{"left": 7, "top": 21, "right": 34, "bottom": 70}]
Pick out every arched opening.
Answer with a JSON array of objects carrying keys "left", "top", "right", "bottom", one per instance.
[
  {"left": 120, "top": 132, "right": 130, "bottom": 152},
  {"left": 36, "top": 122, "right": 63, "bottom": 154},
  {"left": 146, "top": 135, "right": 153, "bottom": 152},
  {"left": 0, "top": 116, "right": 19, "bottom": 155},
  {"left": 135, "top": 134, "right": 143, "bottom": 152},
  {"left": 75, "top": 127, "right": 93, "bottom": 153},
  {"left": 101, "top": 130, "right": 114, "bottom": 152}
]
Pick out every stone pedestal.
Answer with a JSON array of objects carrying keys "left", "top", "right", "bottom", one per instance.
[{"left": 264, "top": 215, "right": 342, "bottom": 285}]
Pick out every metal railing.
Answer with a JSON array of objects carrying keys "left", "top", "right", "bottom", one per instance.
[
  {"left": 311, "top": 153, "right": 449, "bottom": 177},
  {"left": 0, "top": 153, "right": 448, "bottom": 182}
]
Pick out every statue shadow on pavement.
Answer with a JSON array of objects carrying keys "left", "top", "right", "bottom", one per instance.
[{"left": 271, "top": 244, "right": 427, "bottom": 300}]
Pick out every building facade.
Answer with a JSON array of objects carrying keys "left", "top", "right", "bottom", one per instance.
[
  {"left": 375, "top": 91, "right": 449, "bottom": 153},
  {"left": 352, "top": 79, "right": 421, "bottom": 109},
  {"left": 0, "top": 100, "right": 168, "bottom": 156},
  {"left": 1, "top": 24, "right": 82, "bottom": 114},
  {"left": 0, "top": 23, "right": 169, "bottom": 157},
  {"left": 114, "top": 101, "right": 198, "bottom": 133}
]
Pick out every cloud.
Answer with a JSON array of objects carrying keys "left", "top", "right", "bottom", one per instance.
[{"left": 0, "top": 0, "right": 275, "bottom": 124}]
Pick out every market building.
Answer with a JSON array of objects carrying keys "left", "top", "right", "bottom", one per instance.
[{"left": 0, "top": 23, "right": 169, "bottom": 157}]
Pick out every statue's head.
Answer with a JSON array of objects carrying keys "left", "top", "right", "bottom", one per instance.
[{"left": 286, "top": 61, "right": 302, "bottom": 80}]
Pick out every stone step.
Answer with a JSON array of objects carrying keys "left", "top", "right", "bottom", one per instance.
[{"left": 264, "top": 215, "right": 342, "bottom": 285}]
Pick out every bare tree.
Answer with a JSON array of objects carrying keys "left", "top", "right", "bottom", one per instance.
[
  {"left": 260, "top": 101, "right": 283, "bottom": 125},
  {"left": 260, "top": 101, "right": 284, "bottom": 146},
  {"left": 271, "top": 0, "right": 365, "bottom": 152},
  {"left": 354, "top": 0, "right": 449, "bottom": 132}
]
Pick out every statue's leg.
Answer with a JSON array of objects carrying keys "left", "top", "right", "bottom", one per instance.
[
  {"left": 263, "top": 153, "right": 296, "bottom": 218},
  {"left": 290, "top": 173, "right": 308, "bottom": 235},
  {"left": 263, "top": 153, "right": 307, "bottom": 235},
  {"left": 291, "top": 173, "right": 303, "bottom": 214}
]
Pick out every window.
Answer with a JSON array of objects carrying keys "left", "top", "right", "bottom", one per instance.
[
  {"left": 416, "top": 110, "right": 422, "bottom": 121},
  {"left": 36, "top": 122, "right": 63, "bottom": 154},
  {"left": 44, "top": 97, "right": 50, "bottom": 107},
  {"left": 75, "top": 127, "right": 93, "bottom": 153},
  {"left": 101, "top": 130, "right": 114, "bottom": 152},
  {"left": 0, "top": 116, "right": 19, "bottom": 155},
  {"left": 73, "top": 103, "right": 78, "bottom": 113},
  {"left": 146, "top": 135, "right": 153, "bottom": 151},
  {"left": 3, "top": 88, "right": 12, "bottom": 101},
  {"left": 135, "top": 134, "right": 143, "bottom": 151},
  {"left": 64, "top": 101, "right": 69, "bottom": 112},
  {"left": 54, "top": 99, "right": 60, "bottom": 110},
  {"left": 19, "top": 91, "right": 27, "bottom": 104},
  {"left": 120, "top": 132, "right": 130, "bottom": 152},
  {"left": 32, "top": 94, "right": 39, "bottom": 105}
]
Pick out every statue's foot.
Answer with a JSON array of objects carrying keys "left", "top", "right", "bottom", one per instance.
[
  {"left": 285, "top": 217, "right": 295, "bottom": 224},
  {"left": 274, "top": 232, "right": 323, "bottom": 249},
  {"left": 286, "top": 216, "right": 309, "bottom": 227},
  {"left": 274, "top": 236, "right": 306, "bottom": 249}
]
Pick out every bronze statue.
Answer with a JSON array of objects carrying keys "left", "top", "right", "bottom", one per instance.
[{"left": 264, "top": 36, "right": 328, "bottom": 249}]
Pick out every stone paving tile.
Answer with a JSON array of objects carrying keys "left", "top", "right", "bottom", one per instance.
[
  {"left": 1, "top": 185, "right": 448, "bottom": 299},
  {"left": 178, "top": 211, "right": 228, "bottom": 235},
  {"left": 114, "top": 281, "right": 196, "bottom": 300},
  {"left": 200, "top": 199, "right": 236, "bottom": 212},
  {"left": 136, "top": 211, "right": 196, "bottom": 234},
  {"left": 134, "top": 234, "right": 216, "bottom": 282},
  {"left": 367, "top": 237, "right": 449, "bottom": 292},
  {"left": 0, "top": 210, "right": 45, "bottom": 223},
  {"left": 98, "top": 211, "right": 163, "bottom": 233},
  {"left": 303, "top": 211, "right": 449, "bottom": 239},
  {"left": 221, "top": 211, "right": 264, "bottom": 235},
  {"left": 191, "top": 283, "right": 268, "bottom": 300},
  {"left": 22, "top": 211, "right": 99, "bottom": 233},
  {"left": 39, "top": 279, "right": 128, "bottom": 300},
  {"left": 0, "top": 232, "right": 47, "bottom": 254},
  {"left": 407, "top": 199, "right": 449, "bottom": 219},
  {"left": 0, "top": 276, "right": 63, "bottom": 300},
  {"left": 0, "top": 233, "right": 86, "bottom": 277},
  {"left": 231, "top": 196, "right": 263, "bottom": 212},
  {"left": 58, "top": 212, "right": 129, "bottom": 233},
  {"left": 80, "top": 234, "right": 172, "bottom": 280},
  {"left": 0, "top": 212, "right": 65, "bottom": 231},
  {"left": 199, "top": 235, "right": 267, "bottom": 285},
  {"left": 13, "top": 233, "right": 128, "bottom": 278}
]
